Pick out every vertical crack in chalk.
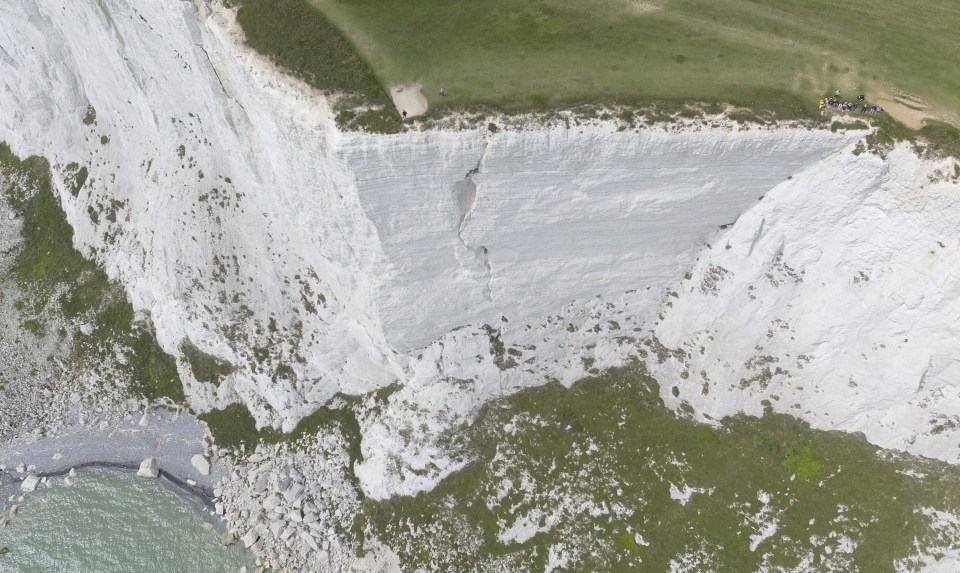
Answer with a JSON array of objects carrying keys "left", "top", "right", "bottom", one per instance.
[
  {"left": 0, "top": 45, "right": 15, "bottom": 68},
  {"left": 454, "top": 142, "right": 494, "bottom": 302},
  {"left": 748, "top": 217, "right": 765, "bottom": 257},
  {"left": 195, "top": 43, "right": 247, "bottom": 115}
]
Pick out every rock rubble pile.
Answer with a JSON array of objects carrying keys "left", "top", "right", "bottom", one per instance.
[{"left": 212, "top": 432, "right": 362, "bottom": 572}]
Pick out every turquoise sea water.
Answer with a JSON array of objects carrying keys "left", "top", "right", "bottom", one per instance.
[{"left": 0, "top": 469, "right": 252, "bottom": 572}]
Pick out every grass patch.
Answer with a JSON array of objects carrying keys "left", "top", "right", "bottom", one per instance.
[
  {"left": 0, "top": 143, "right": 183, "bottom": 403},
  {"left": 200, "top": 398, "right": 363, "bottom": 474},
  {"left": 864, "top": 114, "right": 916, "bottom": 157},
  {"left": 917, "top": 120, "right": 960, "bottom": 159},
  {"left": 234, "top": 0, "right": 387, "bottom": 104},
  {"left": 334, "top": 108, "right": 404, "bottom": 134},
  {"left": 2, "top": 144, "right": 94, "bottom": 314},
  {"left": 782, "top": 442, "right": 825, "bottom": 482},
  {"left": 19, "top": 318, "right": 45, "bottom": 337},
  {"left": 363, "top": 364, "right": 960, "bottom": 571},
  {"left": 198, "top": 403, "right": 263, "bottom": 453},
  {"left": 126, "top": 328, "right": 183, "bottom": 402},
  {"left": 830, "top": 119, "right": 869, "bottom": 132},
  {"left": 181, "top": 340, "right": 234, "bottom": 386},
  {"left": 70, "top": 166, "right": 88, "bottom": 197},
  {"left": 232, "top": 0, "right": 406, "bottom": 131},
  {"left": 82, "top": 106, "right": 96, "bottom": 126}
]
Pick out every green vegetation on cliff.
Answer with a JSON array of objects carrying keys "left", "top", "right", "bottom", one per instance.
[
  {"left": 200, "top": 399, "right": 362, "bottom": 468},
  {"left": 232, "top": 0, "right": 404, "bottom": 133},
  {"left": 0, "top": 143, "right": 183, "bottom": 403},
  {"left": 363, "top": 364, "right": 960, "bottom": 571}
]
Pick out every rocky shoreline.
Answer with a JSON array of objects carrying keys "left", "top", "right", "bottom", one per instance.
[
  {"left": 7, "top": 460, "right": 216, "bottom": 508},
  {"left": 0, "top": 401, "right": 379, "bottom": 572},
  {"left": 0, "top": 406, "right": 229, "bottom": 519},
  {"left": 0, "top": 408, "right": 223, "bottom": 484}
]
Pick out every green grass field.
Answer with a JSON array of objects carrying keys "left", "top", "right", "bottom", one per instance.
[{"left": 298, "top": 0, "right": 959, "bottom": 122}]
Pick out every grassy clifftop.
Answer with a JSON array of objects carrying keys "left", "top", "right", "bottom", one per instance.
[{"left": 302, "top": 0, "right": 959, "bottom": 121}]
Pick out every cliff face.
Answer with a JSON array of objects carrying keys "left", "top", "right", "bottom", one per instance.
[
  {"left": 338, "top": 127, "right": 855, "bottom": 354},
  {"left": 0, "top": 0, "right": 403, "bottom": 424},
  {"left": 650, "top": 145, "right": 960, "bottom": 464},
  {"left": 339, "top": 127, "right": 863, "bottom": 496},
  {"left": 5, "top": 0, "right": 955, "bottom": 500}
]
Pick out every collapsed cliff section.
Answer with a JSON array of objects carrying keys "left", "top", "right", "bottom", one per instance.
[{"left": 338, "top": 125, "right": 865, "bottom": 497}]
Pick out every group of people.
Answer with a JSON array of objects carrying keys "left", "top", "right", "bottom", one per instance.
[{"left": 819, "top": 90, "right": 883, "bottom": 114}]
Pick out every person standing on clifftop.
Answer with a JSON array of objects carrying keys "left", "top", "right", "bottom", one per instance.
[{"left": 439, "top": 87, "right": 446, "bottom": 96}]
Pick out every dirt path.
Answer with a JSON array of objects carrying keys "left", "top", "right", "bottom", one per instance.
[
  {"left": 875, "top": 98, "right": 932, "bottom": 130},
  {"left": 389, "top": 84, "right": 428, "bottom": 118}
]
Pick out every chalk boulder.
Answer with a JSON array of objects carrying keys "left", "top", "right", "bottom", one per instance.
[
  {"left": 20, "top": 475, "right": 40, "bottom": 492},
  {"left": 136, "top": 457, "right": 159, "bottom": 478},
  {"left": 191, "top": 454, "right": 211, "bottom": 476},
  {"left": 241, "top": 529, "right": 259, "bottom": 548}
]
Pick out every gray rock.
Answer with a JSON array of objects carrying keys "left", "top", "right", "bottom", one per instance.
[
  {"left": 262, "top": 494, "right": 281, "bottom": 511},
  {"left": 269, "top": 521, "right": 284, "bottom": 539},
  {"left": 20, "top": 474, "right": 40, "bottom": 492},
  {"left": 300, "top": 531, "right": 319, "bottom": 552},
  {"left": 241, "top": 529, "right": 259, "bottom": 548},
  {"left": 191, "top": 454, "right": 211, "bottom": 476},
  {"left": 136, "top": 457, "right": 159, "bottom": 478}
]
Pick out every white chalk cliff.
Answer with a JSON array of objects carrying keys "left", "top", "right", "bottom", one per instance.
[{"left": 1, "top": 0, "right": 957, "bottom": 500}]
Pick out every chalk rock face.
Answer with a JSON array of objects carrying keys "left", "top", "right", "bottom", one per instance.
[
  {"left": 649, "top": 145, "right": 960, "bottom": 463},
  {"left": 0, "top": 0, "right": 401, "bottom": 430},
  {"left": 337, "top": 126, "right": 859, "bottom": 354},
  {"left": 137, "top": 457, "right": 159, "bottom": 478},
  {"left": 191, "top": 454, "right": 211, "bottom": 476}
]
